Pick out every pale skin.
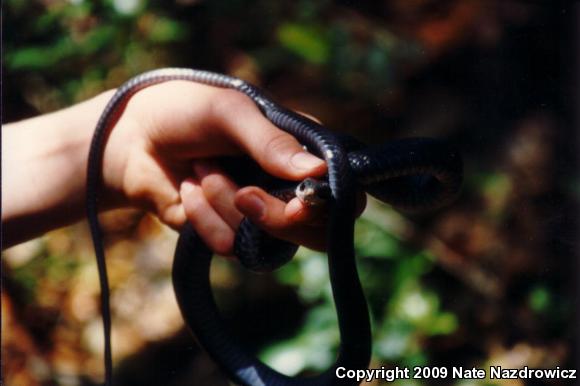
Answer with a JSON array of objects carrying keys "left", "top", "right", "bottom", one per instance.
[{"left": 2, "top": 81, "right": 365, "bottom": 253}]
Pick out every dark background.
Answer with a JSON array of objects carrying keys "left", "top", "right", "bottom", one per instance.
[{"left": 2, "top": 1, "right": 578, "bottom": 385}]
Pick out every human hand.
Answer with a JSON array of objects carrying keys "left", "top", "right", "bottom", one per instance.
[{"left": 102, "top": 80, "right": 366, "bottom": 255}]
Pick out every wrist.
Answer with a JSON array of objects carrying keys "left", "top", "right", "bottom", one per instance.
[
  {"left": 73, "top": 89, "right": 136, "bottom": 211},
  {"left": 2, "top": 95, "right": 102, "bottom": 245},
  {"left": 62, "top": 89, "right": 130, "bottom": 210}
]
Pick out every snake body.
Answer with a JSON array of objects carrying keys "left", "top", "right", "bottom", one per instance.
[{"left": 87, "top": 68, "right": 462, "bottom": 386}]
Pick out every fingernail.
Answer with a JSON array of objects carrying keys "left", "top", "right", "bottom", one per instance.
[
  {"left": 291, "top": 152, "right": 325, "bottom": 171},
  {"left": 237, "top": 193, "right": 266, "bottom": 220}
]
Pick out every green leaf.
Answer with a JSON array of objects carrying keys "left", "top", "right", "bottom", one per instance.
[
  {"left": 428, "top": 312, "right": 458, "bottom": 335},
  {"left": 277, "top": 23, "right": 329, "bottom": 64},
  {"left": 6, "top": 25, "right": 115, "bottom": 71},
  {"left": 7, "top": 46, "right": 60, "bottom": 70},
  {"left": 80, "top": 25, "right": 116, "bottom": 55},
  {"left": 148, "top": 17, "right": 187, "bottom": 43},
  {"left": 528, "top": 285, "right": 551, "bottom": 313}
]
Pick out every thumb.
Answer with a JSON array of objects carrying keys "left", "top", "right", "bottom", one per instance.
[
  {"left": 257, "top": 133, "right": 326, "bottom": 180},
  {"left": 216, "top": 94, "right": 327, "bottom": 180}
]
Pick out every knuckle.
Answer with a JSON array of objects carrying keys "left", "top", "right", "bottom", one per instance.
[
  {"left": 211, "top": 89, "right": 253, "bottom": 119},
  {"left": 262, "top": 132, "right": 295, "bottom": 163},
  {"left": 123, "top": 175, "right": 154, "bottom": 211},
  {"left": 124, "top": 180, "right": 150, "bottom": 206},
  {"left": 160, "top": 204, "right": 186, "bottom": 229},
  {"left": 183, "top": 193, "right": 206, "bottom": 218},
  {"left": 201, "top": 174, "right": 228, "bottom": 198},
  {"left": 120, "top": 154, "right": 164, "bottom": 211}
]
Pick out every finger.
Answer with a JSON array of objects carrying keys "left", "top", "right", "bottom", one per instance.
[
  {"left": 212, "top": 91, "right": 327, "bottom": 180},
  {"left": 120, "top": 153, "right": 189, "bottom": 229},
  {"left": 234, "top": 187, "right": 327, "bottom": 250},
  {"left": 180, "top": 179, "right": 235, "bottom": 256},
  {"left": 193, "top": 160, "right": 244, "bottom": 229},
  {"left": 285, "top": 198, "right": 327, "bottom": 226},
  {"left": 234, "top": 187, "right": 294, "bottom": 229}
]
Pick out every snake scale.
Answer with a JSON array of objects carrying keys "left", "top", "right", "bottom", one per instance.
[{"left": 86, "top": 68, "right": 463, "bottom": 386}]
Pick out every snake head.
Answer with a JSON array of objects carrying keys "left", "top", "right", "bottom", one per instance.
[{"left": 295, "top": 178, "right": 330, "bottom": 206}]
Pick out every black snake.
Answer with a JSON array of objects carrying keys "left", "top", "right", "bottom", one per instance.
[{"left": 86, "top": 68, "right": 463, "bottom": 386}]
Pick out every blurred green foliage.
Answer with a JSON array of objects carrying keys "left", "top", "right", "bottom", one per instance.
[
  {"left": 11, "top": 247, "right": 79, "bottom": 304},
  {"left": 277, "top": 23, "right": 330, "bottom": 65},
  {"left": 4, "top": 0, "right": 419, "bottom": 117}
]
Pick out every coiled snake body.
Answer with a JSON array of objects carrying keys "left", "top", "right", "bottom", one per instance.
[{"left": 87, "top": 68, "right": 462, "bottom": 386}]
